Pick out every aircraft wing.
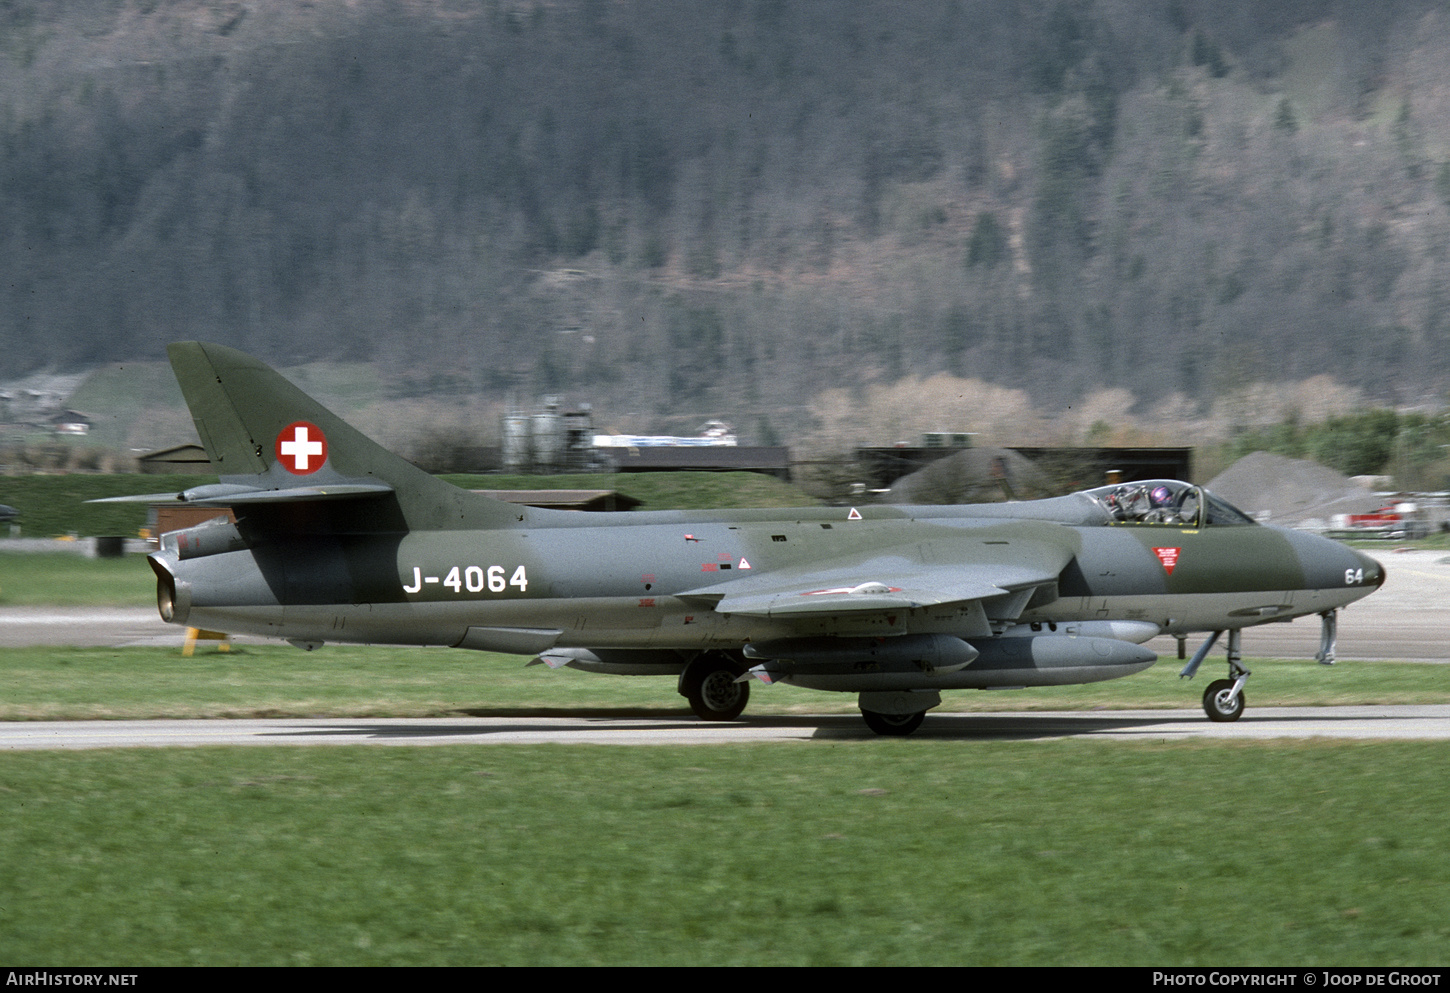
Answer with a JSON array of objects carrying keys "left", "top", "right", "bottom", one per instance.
[{"left": 677, "top": 522, "right": 1079, "bottom": 619}]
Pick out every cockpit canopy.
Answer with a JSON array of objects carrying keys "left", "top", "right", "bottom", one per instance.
[{"left": 1081, "top": 479, "right": 1256, "bottom": 527}]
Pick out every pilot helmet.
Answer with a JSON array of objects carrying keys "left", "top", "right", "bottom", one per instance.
[{"left": 1150, "top": 485, "right": 1173, "bottom": 507}]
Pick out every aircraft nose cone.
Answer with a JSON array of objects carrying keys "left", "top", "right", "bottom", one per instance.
[
  {"left": 1355, "top": 548, "right": 1385, "bottom": 589},
  {"left": 1280, "top": 528, "right": 1385, "bottom": 595}
]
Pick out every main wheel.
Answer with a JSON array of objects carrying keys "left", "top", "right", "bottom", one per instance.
[
  {"left": 680, "top": 655, "right": 750, "bottom": 721},
  {"left": 861, "top": 709, "right": 926, "bottom": 736},
  {"left": 1202, "top": 679, "right": 1245, "bottom": 722}
]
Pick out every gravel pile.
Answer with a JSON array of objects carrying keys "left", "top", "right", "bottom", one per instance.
[{"left": 1204, "top": 452, "right": 1384, "bottom": 526}]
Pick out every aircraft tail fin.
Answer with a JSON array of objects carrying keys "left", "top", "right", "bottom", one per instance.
[{"left": 166, "top": 342, "right": 521, "bottom": 530}]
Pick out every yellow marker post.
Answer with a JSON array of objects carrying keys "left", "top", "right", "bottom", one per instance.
[{"left": 183, "top": 628, "right": 231, "bottom": 656}]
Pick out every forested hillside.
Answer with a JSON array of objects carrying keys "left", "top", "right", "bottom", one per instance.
[{"left": 5, "top": 0, "right": 1450, "bottom": 447}]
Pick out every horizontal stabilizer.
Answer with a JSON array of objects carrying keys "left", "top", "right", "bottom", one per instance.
[{"left": 89, "top": 482, "right": 394, "bottom": 507}]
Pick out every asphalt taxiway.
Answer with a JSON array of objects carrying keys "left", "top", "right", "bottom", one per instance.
[{"left": 3, "top": 705, "right": 1448, "bottom": 750}]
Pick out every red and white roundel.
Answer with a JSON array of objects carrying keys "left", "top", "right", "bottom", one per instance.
[{"left": 275, "top": 421, "right": 328, "bottom": 474}]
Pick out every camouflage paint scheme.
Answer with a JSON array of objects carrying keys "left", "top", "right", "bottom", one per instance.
[{"left": 106, "top": 343, "right": 1384, "bottom": 735}]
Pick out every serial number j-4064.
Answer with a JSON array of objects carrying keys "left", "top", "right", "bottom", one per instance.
[{"left": 402, "top": 565, "right": 529, "bottom": 595}]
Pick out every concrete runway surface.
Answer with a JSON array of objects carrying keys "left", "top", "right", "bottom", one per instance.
[{"left": 3, "top": 706, "right": 1449, "bottom": 750}]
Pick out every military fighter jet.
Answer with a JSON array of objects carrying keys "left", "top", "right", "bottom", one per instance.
[{"left": 102, "top": 343, "right": 1385, "bottom": 735}]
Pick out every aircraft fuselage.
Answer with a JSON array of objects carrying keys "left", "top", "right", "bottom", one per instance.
[{"left": 155, "top": 506, "right": 1382, "bottom": 659}]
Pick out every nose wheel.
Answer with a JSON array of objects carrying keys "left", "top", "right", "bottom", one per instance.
[
  {"left": 1202, "top": 653, "right": 1250, "bottom": 722},
  {"left": 1203, "top": 676, "right": 1246, "bottom": 722}
]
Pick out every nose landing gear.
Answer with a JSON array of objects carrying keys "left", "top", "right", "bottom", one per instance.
[{"left": 1182, "top": 629, "right": 1250, "bottom": 722}]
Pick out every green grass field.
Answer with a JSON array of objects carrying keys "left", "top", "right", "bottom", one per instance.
[
  {"left": 0, "top": 552, "right": 159, "bottom": 606},
  {"left": 0, "top": 474, "right": 219, "bottom": 539},
  {"left": 2, "top": 643, "right": 1448, "bottom": 722},
  {"left": 3, "top": 741, "right": 1448, "bottom": 965}
]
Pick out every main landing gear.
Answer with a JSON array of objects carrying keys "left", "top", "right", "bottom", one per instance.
[
  {"left": 860, "top": 710, "right": 926, "bottom": 736},
  {"left": 858, "top": 690, "right": 939, "bottom": 736},
  {"left": 1182, "top": 629, "right": 1250, "bottom": 723},
  {"left": 679, "top": 652, "right": 750, "bottom": 721}
]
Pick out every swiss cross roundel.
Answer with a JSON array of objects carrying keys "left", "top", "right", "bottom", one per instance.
[{"left": 275, "top": 421, "right": 328, "bottom": 474}]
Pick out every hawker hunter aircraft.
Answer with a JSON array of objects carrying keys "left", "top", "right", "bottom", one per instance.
[{"left": 102, "top": 343, "right": 1385, "bottom": 734}]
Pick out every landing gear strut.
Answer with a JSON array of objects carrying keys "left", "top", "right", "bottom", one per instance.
[{"left": 1315, "top": 609, "right": 1338, "bottom": 665}]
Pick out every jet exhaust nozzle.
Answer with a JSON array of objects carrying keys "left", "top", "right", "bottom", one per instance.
[{"left": 148, "top": 553, "right": 191, "bottom": 627}]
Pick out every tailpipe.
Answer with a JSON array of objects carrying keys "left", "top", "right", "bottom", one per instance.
[{"left": 147, "top": 553, "right": 191, "bottom": 627}]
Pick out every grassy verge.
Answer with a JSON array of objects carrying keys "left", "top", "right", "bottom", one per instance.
[
  {"left": 2, "top": 644, "right": 1447, "bottom": 721},
  {"left": 0, "top": 474, "right": 219, "bottom": 538},
  {"left": 1347, "top": 534, "right": 1450, "bottom": 551},
  {"left": 0, "top": 552, "right": 158, "bottom": 606},
  {"left": 2, "top": 740, "right": 1447, "bottom": 965}
]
